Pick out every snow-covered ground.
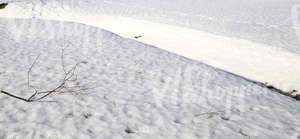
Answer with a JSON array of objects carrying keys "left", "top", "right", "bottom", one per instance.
[
  {"left": 1, "top": 17, "right": 300, "bottom": 139},
  {"left": 0, "top": 0, "right": 300, "bottom": 139},
  {"left": 0, "top": 0, "right": 300, "bottom": 92}
]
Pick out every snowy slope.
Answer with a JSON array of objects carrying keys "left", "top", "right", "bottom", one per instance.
[
  {"left": 5, "top": 0, "right": 299, "bottom": 52},
  {"left": 0, "top": 0, "right": 300, "bottom": 92},
  {"left": 40, "top": 0, "right": 300, "bottom": 54},
  {"left": 1, "top": 17, "right": 300, "bottom": 139}
]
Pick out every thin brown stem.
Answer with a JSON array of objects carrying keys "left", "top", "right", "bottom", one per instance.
[{"left": 1, "top": 91, "right": 31, "bottom": 102}]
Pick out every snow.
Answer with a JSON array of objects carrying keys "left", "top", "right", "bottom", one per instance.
[
  {"left": 1, "top": 0, "right": 300, "bottom": 92},
  {"left": 1, "top": 17, "right": 300, "bottom": 139},
  {"left": 0, "top": 0, "right": 300, "bottom": 139}
]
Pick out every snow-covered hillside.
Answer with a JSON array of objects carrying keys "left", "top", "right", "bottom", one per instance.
[
  {"left": 1, "top": 0, "right": 300, "bottom": 92},
  {"left": 0, "top": 17, "right": 300, "bottom": 139},
  {"left": 0, "top": 0, "right": 300, "bottom": 139},
  {"left": 40, "top": 0, "right": 300, "bottom": 54}
]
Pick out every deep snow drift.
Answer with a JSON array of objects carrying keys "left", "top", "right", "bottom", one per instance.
[
  {"left": 0, "top": 18, "right": 300, "bottom": 139},
  {"left": 0, "top": 0, "right": 300, "bottom": 92}
]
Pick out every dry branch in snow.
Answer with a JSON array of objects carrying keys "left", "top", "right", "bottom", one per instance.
[{"left": 0, "top": 48, "right": 87, "bottom": 102}]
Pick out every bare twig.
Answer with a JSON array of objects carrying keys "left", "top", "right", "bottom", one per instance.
[
  {"left": 28, "top": 54, "right": 40, "bottom": 89},
  {"left": 1, "top": 90, "right": 32, "bottom": 102},
  {"left": 0, "top": 48, "right": 87, "bottom": 102}
]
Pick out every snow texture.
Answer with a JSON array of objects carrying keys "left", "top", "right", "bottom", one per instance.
[
  {"left": 1, "top": 0, "right": 299, "bottom": 92},
  {"left": 0, "top": 17, "right": 300, "bottom": 139},
  {"left": 0, "top": 0, "right": 300, "bottom": 139}
]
